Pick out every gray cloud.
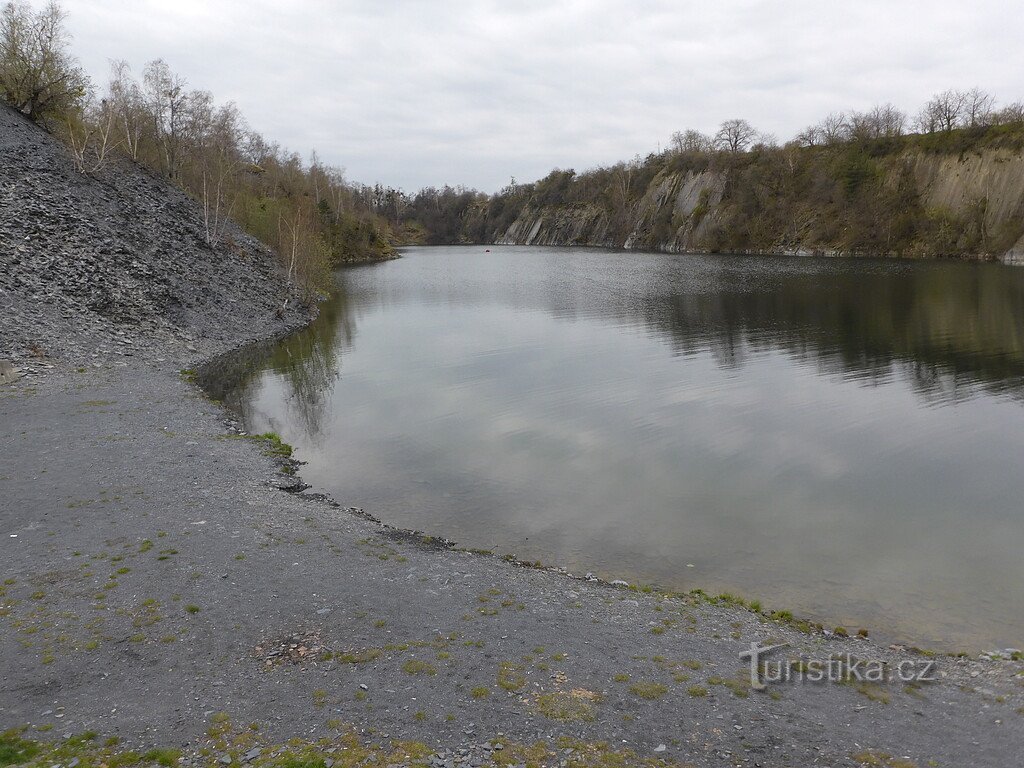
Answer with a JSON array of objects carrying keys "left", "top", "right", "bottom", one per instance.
[{"left": 62, "top": 0, "right": 1024, "bottom": 191}]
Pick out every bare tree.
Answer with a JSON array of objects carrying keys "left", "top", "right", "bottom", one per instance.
[
  {"left": 197, "top": 102, "right": 244, "bottom": 246},
  {"left": 846, "top": 104, "right": 906, "bottom": 141},
  {"left": 869, "top": 103, "right": 907, "bottom": 137},
  {"left": 0, "top": 0, "right": 88, "bottom": 122},
  {"left": 107, "top": 60, "right": 147, "bottom": 160},
  {"left": 991, "top": 101, "right": 1024, "bottom": 125},
  {"left": 816, "top": 112, "right": 848, "bottom": 144},
  {"left": 962, "top": 87, "right": 995, "bottom": 127},
  {"left": 795, "top": 124, "right": 823, "bottom": 147},
  {"left": 143, "top": 58, "right": 189, "bottom": 178},
  {"left": 63, "top": 96, "right": 119, "bottom": 173},
  {"left": 714, "top": 118, "right": 758, "bottom": 152},
  {"left": 670, "top": 128, "right": 712, "bottom": 153},
  {"left": 916, "top": 89, "right": 967, "bottom": 132}
]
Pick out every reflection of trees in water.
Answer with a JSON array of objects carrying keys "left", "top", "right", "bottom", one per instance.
[
  {"left": 257, "top": 288, "right": 357, "bottom": 439},
  {"left": 641, "top": 261, "right": 1024, "bottom": 402},
  {"left": 198, "top": 280, "right": 360, "bottom": 439},
  {"left": 208, "top": 256, "right": 1024, "bottom": 426}
]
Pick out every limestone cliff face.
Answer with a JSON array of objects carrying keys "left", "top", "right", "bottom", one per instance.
[
  {"left": 496, "top": 148, "right": 1024, "bottom": 264},
  {"left": 911, "top": 151, "right": 1024, "bottom": 264}
]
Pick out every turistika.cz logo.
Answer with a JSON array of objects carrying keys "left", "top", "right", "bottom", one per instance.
[{"left": 739, "top": 642, "right": 938, "bottom": 690}]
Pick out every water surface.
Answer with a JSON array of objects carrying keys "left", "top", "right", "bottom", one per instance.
[{"left": 209, "top": 246, "right": 1024, "bottom": 649}]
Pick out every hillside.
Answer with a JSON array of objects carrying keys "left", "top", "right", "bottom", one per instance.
[
  {"left": 441, "top": 128, "right": 1024, "bottom": 264},
  {"left": 0, "top": 105, "right": 311, "bottom": 368}
]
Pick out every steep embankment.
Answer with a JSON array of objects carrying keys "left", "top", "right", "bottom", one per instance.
[
  {"left": 495, "top": 142, "right": 1024, "bottom": 264},
  {"left": 0, "top": 105, "right": 310, "bottom": 369}
]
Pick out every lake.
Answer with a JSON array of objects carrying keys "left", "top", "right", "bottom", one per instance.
[{"left": 206, "top": 246, "right": 1024, "bottom": 650}]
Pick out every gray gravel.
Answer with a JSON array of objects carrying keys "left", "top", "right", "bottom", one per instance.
[{"left": 2, "top": 103, "right": 1023, "bottom": 768}]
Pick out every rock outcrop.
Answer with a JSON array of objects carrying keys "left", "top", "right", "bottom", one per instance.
[{"left": 497, "top": 147, "right": 1024, "bottom": 263}]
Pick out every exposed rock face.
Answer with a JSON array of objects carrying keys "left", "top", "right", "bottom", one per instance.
[
  {"left": 0, "top": 105, "right": 309, "bottom": 366},
  {"left": 498, "top": 150, "right": 1024, "bottom": 264}
]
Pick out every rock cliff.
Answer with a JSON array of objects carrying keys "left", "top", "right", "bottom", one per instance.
[{"left": 496, "top": 145, "right": 1024, "bottom": 263}]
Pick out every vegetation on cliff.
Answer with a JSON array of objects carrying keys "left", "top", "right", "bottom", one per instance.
[
  {"left": 388, "top": 96, "right": 1024, "bottom": 260},
  {"left": 0, "top": 0, "right": 395, "bottom": 292}
]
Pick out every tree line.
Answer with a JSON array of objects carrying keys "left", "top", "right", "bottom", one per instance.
[{"left": 0, "top": 0, "right": 396, "bottom": 294}]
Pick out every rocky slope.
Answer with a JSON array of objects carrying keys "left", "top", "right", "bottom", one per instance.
[
  {"left": 0, "top": 105, "right": 310, "bottom": 371},
  {"left": 496, "top": 146, "right": 1024, "bottom": 264}
]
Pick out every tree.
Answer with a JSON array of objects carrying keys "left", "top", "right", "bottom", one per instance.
[
  {"left": 714, "top": 118, "right": 758, "bottom": 152},
  {"left": 62, "top": 96, "right": 118, "bottom": 173},
  {"left": 0, "top": 0, "right": 88, "bottom": 122},
  {"left": 143, "top": 58, "right": 189, "bottom": 178},
  {"left": 196, "top": 102, "right": 245, "bottom": 246},
  {"left": 868, "top": 103, "right": 907, "bottom": 137},
  {"left": 795, "top": 124, "right": 822, "bottom": 147},
  {"left": 962, "top": 87, "right": 995, "bottom": 127},
  {"left": 670, "top": 128, "right": 712, "bottom": 154},
  {"left": 817, "top": 112, "right": 848, "bottom": 144},
  {"left": 916, "top": 89, "right": 966, "bottom": 133},
  {"left": 991, "top": 101, "right": 1024, "bottom": 125},
  {"left": 107, "top": 60, "right": 147, "bottom": 160},
  {"left": 847, "top": 104, "right": 906, "bottom": 141}
]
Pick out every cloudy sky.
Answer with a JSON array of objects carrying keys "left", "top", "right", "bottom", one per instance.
[{"left": 61, "top": 0, "right": 1023, "bottom": 192}]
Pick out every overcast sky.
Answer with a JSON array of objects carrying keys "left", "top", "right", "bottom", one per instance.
[{"left": 60, "top": 0, "right": 1023, "bottom": 192}]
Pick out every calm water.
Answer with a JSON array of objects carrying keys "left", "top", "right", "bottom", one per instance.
[{"left": 208, "top": 246, "right": 1024, "bottom": 650}]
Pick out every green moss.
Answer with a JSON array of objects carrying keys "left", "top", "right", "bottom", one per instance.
[
  {"left": 142, "top": 749, "right": 181, "bottom": 767},
  {"left": 534, "top": 692, "right": 596, "bottom": 722},
  {"left": 255, "top": 432, "right": 293, "bottom": 458},
  {"left": 401, "top": 659, "right": 436, "bottom": 676},
  {"left": 497, "top": 661, "right": 526, "bottom": 691},
  {"left": 629, "top": 681, "right": 668, "bottom": 699},
  {"left": 335, "top": 648, "right": 381, "bottom": 664}
]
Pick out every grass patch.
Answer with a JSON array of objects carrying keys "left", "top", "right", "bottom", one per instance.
[
  {"left": 143, "top": 749, "right": 181, "bottom": 767},
  {"left": 335, "top": 648, "right": 381, "bottom": 664},
  {"left": 497, "top": 661, "right": 526, "bottom": 691},
  {"left": 255, "top": 432, "right": 293, "bottom": 458},
  {"left": 402, "top": 659, "right": 436, "bottom": 676},
  {"left": 534, "top": 692, "right": 597, "bottom": 722},
  {"left": 629, "top": 681, "right": 668, "bottom": 699},
  {"left": 0, "top": 732, "right": 41, "bottom": 766}
]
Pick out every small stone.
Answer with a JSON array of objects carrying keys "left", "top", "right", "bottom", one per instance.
[
  {"left": 219, "top": 755, "right": 232, "bottom": 765},
  {"left": 653, "top": 745, "right": 666, "bottom": 753}
]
